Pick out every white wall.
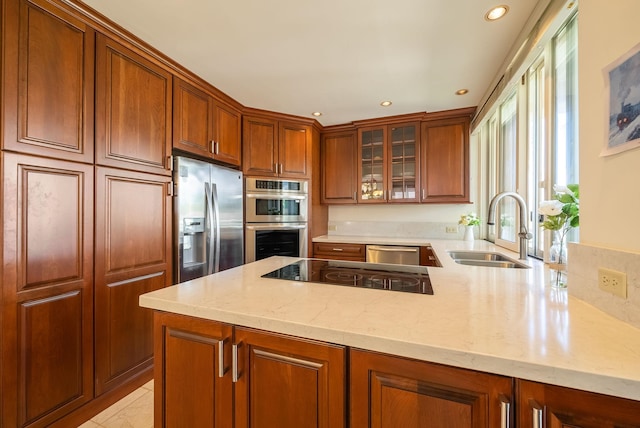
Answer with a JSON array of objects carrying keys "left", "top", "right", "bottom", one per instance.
[{"left": 579, "top": 0, "right": 640, "bottom": 253}]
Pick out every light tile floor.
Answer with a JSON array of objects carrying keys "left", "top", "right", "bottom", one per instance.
[{"left": 78, "top": 380, "right": 154, "bottom": 428}]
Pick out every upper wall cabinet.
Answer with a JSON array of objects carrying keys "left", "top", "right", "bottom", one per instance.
[
  {"left": 2, "top": 0, "right": 95, "bottom": 163},
  {"left": 420, "top": 116, "right": 470, "bottom": 203},
  {"left": 321, "top": 131, "right": 357, "bottom": 204},
  {"left": 243, "top": 115, "right": 312, "bottom": 179},
  {"left": 173, "top": 77, "right": 241, "bottom": 167},
  {"left": 320, "top": 109, "right": 473, "bottom": 205},
  {"left": 357, "top": 122, "right": 420, "bottom": 204},
  {"left": 95, "top": 34, "right": 173, "bottom": 175}
]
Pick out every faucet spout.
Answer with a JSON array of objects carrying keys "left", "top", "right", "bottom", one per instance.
[{"left": 487, "top": 191, "right": 532, "bottom": 260}]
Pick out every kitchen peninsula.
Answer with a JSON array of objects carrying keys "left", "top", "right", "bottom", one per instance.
[{"left": 140, "top": 239, "right": 640, "bottom": 427}]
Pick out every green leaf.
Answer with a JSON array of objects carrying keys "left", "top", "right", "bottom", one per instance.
[{"left": 570, "top": 216, "right": 579, "bottom": 227}]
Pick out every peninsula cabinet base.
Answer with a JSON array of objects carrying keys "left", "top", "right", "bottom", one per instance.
[{"left": 151, "top": 311, "right": 640, "bottom": 428}]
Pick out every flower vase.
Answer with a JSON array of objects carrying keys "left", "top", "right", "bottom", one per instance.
[
  {"left": 463, "top": 226, "right": 474, "bottom": 241},
  {"left": 548, "top": 230, "right": 568, "bottom": 288}
]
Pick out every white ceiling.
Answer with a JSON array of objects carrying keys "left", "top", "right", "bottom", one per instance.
[{"left": 83, "top": 0, "right": 540, "bottom": 126}]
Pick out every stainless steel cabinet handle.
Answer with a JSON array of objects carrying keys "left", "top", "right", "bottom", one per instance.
[
  {"left": 217, "top": 339, "right": 225, "bottom": 377},
  {"left": 531, "top": 400, "right": 543, "bottom": 428},
  {"left": 332, "top": 248, "right": 344, "bottom": 252},
  {"left": 499, "top": 395, "right": 510, "bottom": 428},
  {"left": 353, "top": 191, "right": 357, "bottom": 200},
  {"left": 422, "top": 189, "right": 426, "bottom": 200},
  {"left": 367, "top": 245, "right": 418, "bottom": 253},
  {"left": 211, "top": 140, "right": 216, "bottom": 154},
  {"left": 232, "top": 343, "right": 240, "bottom": 382},
  {"left": 279, "top": 163, "right": 283, "bottom": 175}
]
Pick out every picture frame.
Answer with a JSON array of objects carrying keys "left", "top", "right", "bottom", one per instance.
[{"left": 602, "top": 42, "right": 640, "bottom": 157}]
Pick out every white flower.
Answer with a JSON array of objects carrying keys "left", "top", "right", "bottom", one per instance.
[
  {"left": 539, "top": 200, "right": 564, "bottom": 216},
  {"left": 553, "top": 184, "right": 574, "bottom": 197}
]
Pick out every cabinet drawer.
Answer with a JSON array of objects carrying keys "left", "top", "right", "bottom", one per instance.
[{"left": 313, "top": 243, "right": 366, "bottom": 261}]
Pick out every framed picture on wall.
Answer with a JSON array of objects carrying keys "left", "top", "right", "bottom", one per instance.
[{"left": 602, "top": 42, "right": 640, "bottom": 156}]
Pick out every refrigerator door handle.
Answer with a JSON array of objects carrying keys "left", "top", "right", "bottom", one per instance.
[
  {"left": 205, "top": 182, "right": 215, "bottom": 275},
  {"left": 211, "top": 182, "right": 221, "bottom": 273}
]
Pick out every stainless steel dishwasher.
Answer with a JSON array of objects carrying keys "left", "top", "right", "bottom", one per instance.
[{"left": 365, "top": 245, "right": 420, "bottom": 265}]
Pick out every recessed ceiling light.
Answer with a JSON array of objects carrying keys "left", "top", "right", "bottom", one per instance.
[
  {"left": 455, "top": 89, "right": 469, "bottom": 95},
  {"left": 380, "top": 101, "right": 392, "bottom": 107},
  {"left": 312, "top": 111, "right": 322, "bottom": 117},
  {"left": 485, "top": 5, "right": 509, "bottom": 21}
]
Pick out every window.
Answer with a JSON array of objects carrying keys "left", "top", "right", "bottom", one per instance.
[{"left": 482, "top": 13, "right": 578, "bottom": 259}]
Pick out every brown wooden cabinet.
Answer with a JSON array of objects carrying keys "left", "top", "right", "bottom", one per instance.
[
  {"left": 243, "top": 115, "right": 312, "bottom": 179},
  {"left": 350, "top": 349, "right": 514, "bottom": 428},
  {"left": 151, "top": 314, "right": 346, "bottom": 428},
  {"left": 2, "top": 0, "right": 95, "bottom": 163},
  {"left": 154, "top": 312, "right": 233, "bottom": 428},
  {"left": 1, "top": 153, "right": 95, "bottom": 427},
  {"left": 517, "top": 379, "right": 640, "bottom": 427},
  {"left": 357, "top": 122, "right": 420, "bottom": 204},
  {"left": 173, "top": 77, "right": 241, "bottom": 166},
  {"left": 321, "top": 130, "right": 357, "bottom": 204},
  {"left": 95, "top": 34, "right": 173, "bottom": 175},
  {"left": 94, "top": 167, "right": 172, "bottom": 396},
  {"left": 420, "top": 245, "right": 441, "bottom": 267},
  {"left": 313, "top": 242, "right": 366, "bottom": 261},
  {"left": 420, "top": 116, "right": 470, "bottom": 203},
  {"left": 234, "top": 327, "right": 346, "bottom": 428}
]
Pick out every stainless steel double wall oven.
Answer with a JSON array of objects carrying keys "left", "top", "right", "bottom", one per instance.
[{"left": 245, "top": 177, "right": 308, "bottom": 262}]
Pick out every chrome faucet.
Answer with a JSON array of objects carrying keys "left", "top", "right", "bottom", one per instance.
[{"left": 487, "top": 192, "right": 532, "bottom": 260}]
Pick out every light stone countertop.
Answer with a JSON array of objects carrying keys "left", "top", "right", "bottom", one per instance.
[{"left": 139, "top": 238, "right": 640, "bottom": 401}]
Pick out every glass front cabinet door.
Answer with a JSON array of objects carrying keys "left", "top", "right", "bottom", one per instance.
[{"left": 357, "top": 123, "right": 419, "bottom": 203}]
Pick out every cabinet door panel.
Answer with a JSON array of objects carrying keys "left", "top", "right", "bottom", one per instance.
[
  {"left": 517, "top": 379, "right": 640, "bottom": 427},
  {"left": 350, "top": 349, "right": 513, "bottom": 428},
  {"left": 279, "top": 122, "right": 311, "bottom": 178},
  {"left": 235, "top": 327, "right": 346, "bottom": 428},
  {"left": 212, "top": 101, "right": 241, "bottom": 166},
  {"left": 96, "top": 34, "right": 172, "bottom": 175},
  {"left": 358, "top": 127, "right": 386, "bottom": 203},
  {"left": 95, "top": 167, "right": 171, "bottom": 395},
  {"left": 173, "top": 77, "right": 213, "bottom": 157},
  {"left": 3, "top": 0, "right": 94, "bottom": 162},
  {"left": 155, "top": 313, "right": 233, "bottom": 428},
  {"left": 321, "top": 132, "right": 357, "bottom": 204},
  {"left": 19, "top": 291, "right": 88, "bottom": 426},
  {"left": 2, "top": 153, "right": 94, "bottom": 427},
  {"left": 421, "top": 118, "right": 469, "bottom": 203},
  {"left": 243, "top": 116, "right": 278, "bottom": 176},
  {"left": 96, "top": 272, "right": 164, "bottom": 392}
]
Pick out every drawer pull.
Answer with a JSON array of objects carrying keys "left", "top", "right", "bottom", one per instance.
[{"left": 332, "top": 248, "right": 344, "bottom": 252}]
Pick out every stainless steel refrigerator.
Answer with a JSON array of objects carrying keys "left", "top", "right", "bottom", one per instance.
[{"left": 174, "top": 156, "right": 244, "bottom": 283}]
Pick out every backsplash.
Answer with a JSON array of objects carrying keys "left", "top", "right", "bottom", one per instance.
[
  {"left": 327, "top": 220, "right": 476, "bottom": 240},
  {"left": 568, "top": 243, "right": 640, "bottom": 329}
]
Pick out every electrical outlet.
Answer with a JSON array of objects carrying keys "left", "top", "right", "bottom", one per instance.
[
  {"left": 328, "top": 224, "right": 337, "bottom": 232},
  {"left": 445, "top": 226, "right": 458, "bottom": 233},
  {"left": 598, "top": 268, "right": 627, "bottom": 298}
]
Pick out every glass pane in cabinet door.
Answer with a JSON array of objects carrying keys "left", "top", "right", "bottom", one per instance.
[
  {"left": 389, "top": 125, "right": 417, "bottom": 200},
  {"left": 361, "top": 129, "right": 385, "bottom": 200}
]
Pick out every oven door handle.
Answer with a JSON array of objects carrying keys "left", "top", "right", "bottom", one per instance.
[
  {"left": 245, "top": 223, "right": 307, "bottom": 231},
  {"left": 245, "top": 193, "right": 307, "bottom": 200}
]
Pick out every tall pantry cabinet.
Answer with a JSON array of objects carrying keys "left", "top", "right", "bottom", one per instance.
[{"left": 1, "top": 0, "right": 172, "bottom": 426}]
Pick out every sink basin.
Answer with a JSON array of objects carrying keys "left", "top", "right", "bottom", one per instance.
[{"left": 448, "top": 251, "right": 530, "bottom": 269}]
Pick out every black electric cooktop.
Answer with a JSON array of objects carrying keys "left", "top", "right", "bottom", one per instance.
[{"left": 262, "top": 259, "right": 433, "bottom": 295}]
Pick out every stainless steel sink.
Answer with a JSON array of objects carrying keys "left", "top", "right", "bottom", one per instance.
[{"left": 448, "top": 251, "right": 530, "bottom": 269}]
